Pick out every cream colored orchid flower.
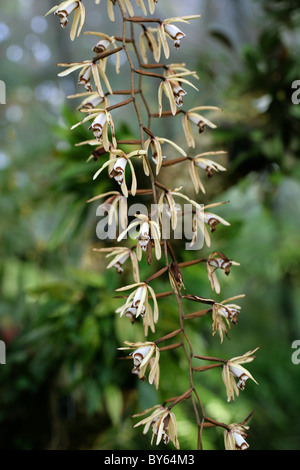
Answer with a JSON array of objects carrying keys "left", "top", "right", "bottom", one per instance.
[
  {"left": 189, "top": 151, "right": 227, "bottom": 194},
  {"left": 93, "top": 148, "right": 145, "bottom": 197},
  {"left": 144, "top": 136, "right": 186, "bottom": 175},
  {"left": 204, "top": 211, "right": 230, "bottom": 233},
  {"left": 190, "top": 201, "right": 230, "bottom": 248},
  {"left": 67, "top": 91, "right": 107, "bottom": 112},
  {"left": 224, "top": 420, "right": 251, "bottom": 450},
  {"left": 70, "top": 109, "right": 116, "bottom": 151},
  {"left": 206, "top": 252, "right": 240, "bottom": 294},
  {"left": 84, "top": 31, "right": 121, "bottom": 74},
  {"left": 133, "top": 405, "right": 180, "bottom": 449},
  {"left": 57, "top": 60, "right": 112, "bottom": 96},
  {"left": 164, "top": 63, "right": 199, "bottom": 81},
  {"left": 160, "top": 186, "right": 202, "bottom": 235},
  {"left": 139, "top": 27, "right": 160, "bottom": 64},
  {"left": 222, "top": 348, "right": 259, "bottom": 402},
  {"left": 115, "top": 283, "right": 158, "bottom": 336},
  {"left": 186, "top": 202, "right": 230, "bottom": 250},
  {"left": 45, "top": 1, "right": 85, "bottom": 40},
  {"left": 87, "top": 190, "right": 128, "bottom": 230},
  {"left": 93, "top": 246, "right": 140, "bottom": 282},
  {"left": 118, "top": 213, "right": 161, "bottom": 260},
  {"left": 158, "top": 191, "right": 179, "bottom": 232},
  {"left": 158, "top": 15, "right": 201, "bottom": 59},
  {"left": 212, "top": 294, "right": 245, "bottom": 343},
  {"left": 118, "top": 340, "right": 160, "bottom": 388},
  {"left": 182, "top": 106, "right": 221, "bottom": 148},
  {"left": 74, "top": 138, "right": 116, "bottom": 164},
  {"left": 158, "top": 72, "right": 198, "bottom": 116}
]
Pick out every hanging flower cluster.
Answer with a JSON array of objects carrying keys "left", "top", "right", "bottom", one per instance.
[{"left": 46, "top": 0, "right": 259, "bottom": 451}]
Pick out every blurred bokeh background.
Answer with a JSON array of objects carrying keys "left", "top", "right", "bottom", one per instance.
[{"left": 1, "top": 0, "right": 300, "bottom": 450}]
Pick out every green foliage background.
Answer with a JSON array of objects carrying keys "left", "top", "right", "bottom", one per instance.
[{"left": 0, "top": 0, "right": 300, "bottom": 450}]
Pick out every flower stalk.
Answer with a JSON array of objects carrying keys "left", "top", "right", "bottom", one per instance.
[{"left": 47, "top": 0, "right": 259, "bottom": 451}]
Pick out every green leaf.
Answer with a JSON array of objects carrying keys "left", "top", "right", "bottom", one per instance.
[{"left": 104, "top": 384, "right": 123, "bottom": 426}]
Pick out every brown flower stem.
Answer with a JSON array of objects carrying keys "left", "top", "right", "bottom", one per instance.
[
  {"left": 52, "top": 0, "right": 248, "bottom": 452},
  {"left": 130, "top": 23, "right": 152, "bottom": 128},
  {"left": 155, "top": 291, "right": 174, "bottom": 299},
  {"left": 183, "top": 294, "right": 215, "bottom": 305},
  {"left": 184, "top": 309, "right": 211, "bottom": 319},
  {"left": 113, "top": 36, "right": 133, "bottom": 43},
  {"left": 151, "top": 110, "right": 182, "bottom": 117},
  {"left": 143, "top": 126, "right": 155, "bottom": 138},
  {"left": 194, "top": 354, "right": 226, "bottom": 363},
  {"left": 173, "top": 288, "right": 205, "bottom": 449},
  {"left": 141, "top": 63, "right": 167, "bottom": 69},
  {"left": 161, "top": 156, "right": 189, "bottom": 167},
  {"left": 202, "top": 422, "right": 218, "bottom": 428},
  {"left": 106, "top": 98, "right": 134, "bottom": 112},
  {"left": 117, "top": 17, "right": 201, "bottom": 437},
  {"left": 127, "top": 188, "right": 153, "bottom": 195},
  {"left": 178, "top": 259, "right": 206, "bottom": 268},
  {"left": 144, "top": 265, "right": 168, "bottom": 283},
  {"left": 92, "top": 46, "right": 123, "bottom": 63},
  {"left": 115, "top": 0, "right": 206, "bottom": 450},
  {"left": 193, "top": 364, "right": 223, "bottom": 372},
  {"left": 111, "top": 89, "right": 140, "bottom": 95},
  {"left": 204, "top": 416, "right": 230, "bottom": 431},
  {"left": 167, "top": 387, "right": 193, "bottom": 410},
  {"left": 134, "top": 69, "right": 165, "bottom": 80},
  {"left": 166, "top": 242, "right": 176, "bottom": 262},
  {"left": 154, "top": 180, "right": 168, "bottom": 192},
  {"left": 155, "top": 329, "right": 182, "bottom": 345},
  {"left": 125, "top": 16, "right": 162, "bottom": 24},
  {"left": 241, "top": 410, "right": 255, "bottom": 425},
  {"left": 159, "top": 342, "right": 183, "bottom": 352}
]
